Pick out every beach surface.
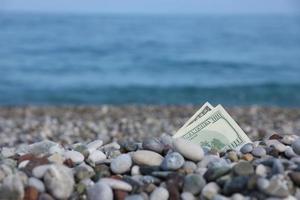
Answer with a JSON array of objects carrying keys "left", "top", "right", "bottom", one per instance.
[{"left": 0, "top": 105, "right": 299, "bottom": 146}]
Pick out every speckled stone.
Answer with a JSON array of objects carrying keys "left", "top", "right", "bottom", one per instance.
[{"left": 161, "top": 152, "right": 185, "bottom": 171}]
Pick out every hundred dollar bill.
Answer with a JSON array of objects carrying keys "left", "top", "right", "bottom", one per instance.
[
  {"left": 176, "top": 102, "right": 214, "bottom": 134},
  {"left": 174, "top": 105, "right": 251, "bottom": 151}
]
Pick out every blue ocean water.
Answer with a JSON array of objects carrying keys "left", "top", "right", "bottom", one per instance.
[{"left": 0, "top": 13, "right": 300, "bottom": 106}]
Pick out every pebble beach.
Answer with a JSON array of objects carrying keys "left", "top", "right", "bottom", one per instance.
[{"left": 1, "top": 105, "right": 300, "bottom": 200}]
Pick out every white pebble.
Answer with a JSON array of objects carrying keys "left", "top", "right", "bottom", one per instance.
[
  {"left": 1, "top": 147, "right": 15, "bottom": 158},
  {"left": 87, "top": 150, "right": 106, "bottom": 166},
  {"left": 87, "top": 182, "right": 113, "bottom": 200},
  {"left": 150, "top": 187, "right": 169, "bottom": 200},
  {"left": 32, "top": 165, "right": 51, "bottom": 178},
  {"left": 18, "top": 160, "right": 29, "bottom": 169},
  {"left": 132, "top": 150, "right": 163, "bottom": 166},
  {"left": 173, "top": 138, "right": 204, "bottom": 162},
  {"left": 110, "top": 154, "right": 132, "bottom": 174},
  {"left": 28, "top": 177, "right": 45, "bottom": 192},
  {"left": 64, "top": 150, "right": 84, "bottom": 164},
  {"left": 100, "top": 178, "right": 132, "bottom": 191},
  {"left": 87, "top": 140, "right": 103, "bottom": 153},
  {"left": 131, "top": 165, "right": 141, "bottom": 176}
]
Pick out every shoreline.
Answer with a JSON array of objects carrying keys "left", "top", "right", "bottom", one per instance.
[{"left": 0, "top": 105, "right": 300, "bottom": 146}]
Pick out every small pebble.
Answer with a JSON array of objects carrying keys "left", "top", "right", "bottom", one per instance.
[
  {"left": 87, "top": 182, "right": 113, "bottom": 200},
  {"left": 150, "top": 187, "right": 169, "bottom": 200},
  {"left": 110, "top": 154, "right": 132, "bottom": 174},
  {"left": 266, "top": 140, "right": 287, "bottom": 152},
  {"left": 292, "top": 139, "right": 300, "bottom": 155},
  {"left": 87, "top": 140, "right": 103, "bottom": 153},
  {"left": 181, "top": 192, "right": 195, "bottom": 200},
  {"left": 256, "top": 164, "right": 268, "bottom": 177},
  {"left": 173, "top": 138, "right": 204, "bottom": 162},
  {"left": 1, "top": 147, "right": 15, "bottom": 158},
  {"left": 201, "top": 182, "right": 220, "bottom": 200},
  {"left": 0, "top": 175, "right": 24, "bottom": 200},
  {"left": 161, "top": 152, "right": 185, "bottom": 171},
  {"left": 44, "top": 164, "right": 75, "bottom": 199},
  {"left": 183, "top": 174, "right": 206, "bottom": 195},
  {"left": 252, "top": 146, "right": 266, "bottom": 157},
  {"left": 64, "top": 150, "right": 84, "bottom": 164},
  {"left": 132, "top": 150, "right": 163, "bottom": 166},
  {"left": 28, "top": 177, "right": 45, "bottom": 192},
  {"left": 87, "top": 150, "right": 106, "bottom": 166},
  {"left": 32, "top": 165, "right": 50, "bottom": 178},
  {"left": 233, "top": 161, "right": 254, "bottom": 176},
  {"left": 100, "top": 178, "right": 132, "bottom": 191},
  {"left": 142, "top": 137, "right": 164, "bottom": 154},
  {"left": 240, "top": 143, "right": 254, "bottom": 154},
  {"left": 125, "top": 194, "right": 144, "bottom": 200}
]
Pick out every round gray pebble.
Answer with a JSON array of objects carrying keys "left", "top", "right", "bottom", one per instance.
[
  {"left": 292, "top": 138, "right": 300, "bottom": 155},
  {"left": 161, "top": 152, "right": 185, "bottom": 171},
  {"left": 183, "top": 174, "right": 206, "bottom": 195},
  {"left": 87, "top": 182, "right": 113, "bottom": 200},
  {"left": 110, "top": 154, "right": 132, "bottom": 174},
  {"left": 252, "top": 146, "right": 266, "bottom": 157},
  {"left": 240, "top": 143, "right": 254, "bottom": 154}
]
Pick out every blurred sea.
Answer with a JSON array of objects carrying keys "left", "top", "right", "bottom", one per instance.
[{"left": 0, "top": 13, "right": 300, "bottom": 106}]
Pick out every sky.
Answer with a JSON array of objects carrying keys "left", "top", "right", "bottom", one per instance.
[{"left": 1, "top": 0, "right": 300, "bottom": 14}]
